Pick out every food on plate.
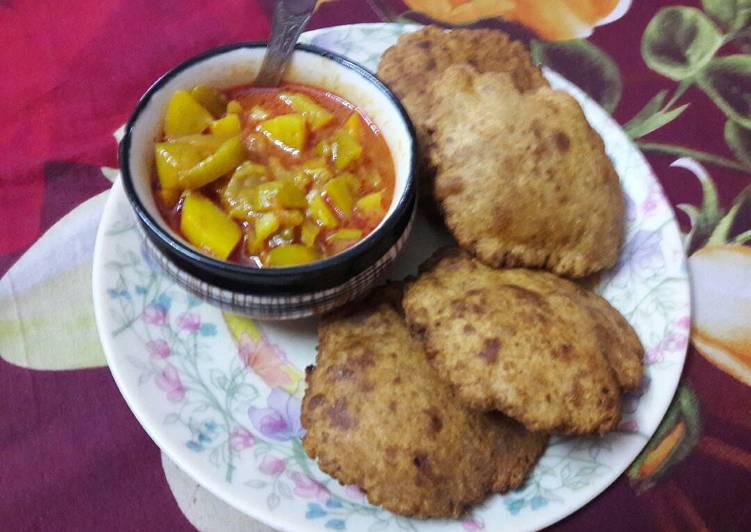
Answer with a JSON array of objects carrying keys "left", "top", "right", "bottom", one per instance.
[
  {"left": 426, "top": 64, "right": 625, "bottom": 277},
  {"left": 152, "top": 83, "right": 395, "bottom": 266},
  {"left": 301, "top": 288, "right": 548, "bottom": 518},
  {"left": 403, "top": 249, "right": 643, "bottom": 435},
  {"left": 377, "top": 25, "right": 547, "bottom": 154}
]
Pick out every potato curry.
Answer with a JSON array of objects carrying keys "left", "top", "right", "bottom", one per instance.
[{"left": 152, "top": 83, "right": 395, "bottom": 267}]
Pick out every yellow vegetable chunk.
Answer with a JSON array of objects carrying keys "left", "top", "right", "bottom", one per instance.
[
  {"left": 226, "top": 100, "right": 243, "bottom": 114},
  {"left": 324, "top": 176, "right": 354, "bottom": 217},
  {"left": 259, "top": 114, "right": 307, "bottom": 152},
  {"left": 190, "top": 85, "right": 228, "bottom": 118},
  {"left": 279, "top": 93, "right": 333, "bottom": 130},
  {"left": 278, "top": 209, "right": 305, "bottom": 227},
  {"left": 253, "top": 181, "right": 308, "bottom": 211},
  {"left": 266, "top": 244, "right": 319, "bottom": 267},
  {"left": 255, "top": 213, "right": 280, "bottom": 243},
  {"left": 308, "top": 192, "right": 338, "bottom": 229},
  {"left": 344, "top": 112, "right": 364, "bottom": 138},
  {"left": 164, "top": 90, "right": 214, "bottom": 138},
  {"left": 180, "top": 136, "right": 247, "bottom": 190},
  {"left": 180, "top": 192, "right": 242, "bottom": 259},
  {"left": 221, "top": 163, "right": 268, "bottom": 220},
  {"left": 327, "top": 228, "right": 363, "bottom": 242},
  {"left": 154, "top": 142, "right": 204, "bottom": 190},
  {"left": 231, "top": 160, "right": 266, "bottom": 181},
  {"left": 301, "top": 222, "right": 321, "bottom": 247},
  {"left": 339, "top": 172, "right": 360, "bottom": 194},
  {"left": 167, "top": 134, "right": 222, "bottom": 153},
  {"left": 210, "top": 114, "right": 242, "bottom": 140},
  {"left": 302, "top": 158, "right": 332, "bottom": 184},
  {"left": 356, "top": 191, "right": 384, "bottom": 214},
  {"left": 331, "top": 129, "right": 362, "bottom": 170}
]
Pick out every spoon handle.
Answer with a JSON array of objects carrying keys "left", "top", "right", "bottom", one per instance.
[{"left": 255, "top": 0, "right": 317, "bottom": 87}]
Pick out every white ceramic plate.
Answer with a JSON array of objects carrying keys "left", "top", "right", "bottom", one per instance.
[{"left": 93, "top": 23, "right": 690, "bottom": 532}]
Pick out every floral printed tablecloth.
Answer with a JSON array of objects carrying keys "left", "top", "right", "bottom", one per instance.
[{"left": 1, "top": 1, "right": 750, "bottom": 531}]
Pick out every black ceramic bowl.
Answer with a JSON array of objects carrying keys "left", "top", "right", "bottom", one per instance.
[{"left": 120, "top": 43, "right": 417, "bottom": 319}]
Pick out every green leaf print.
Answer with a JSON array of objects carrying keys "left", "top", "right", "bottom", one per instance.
[
  {"left": 701, "top": 0, "right": 751, "bottom": 31},
  {"left": 708, "top": 187, "right": 751, "bottom": 245},
  {"left": 625, "top": 103, "right": 690, "bottom": 138},
  {"left": 697, "top": 55, "right": 751, "bottom": 128},
  {"left": 724, "top": 119, "right": 751, "bottom": 166},
  {"left": 531, "top": 39, "right": 622, "bottom": 113},
  {"left": 626, "top": 90, "right": 668, "bottom": 127},
  {"left": 642, "top": 7, "right": 723, "bottom": 80}
]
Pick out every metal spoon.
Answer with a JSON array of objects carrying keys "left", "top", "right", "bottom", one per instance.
[{"left": 255, "top": 0, "right": 318, "bottom": 87}]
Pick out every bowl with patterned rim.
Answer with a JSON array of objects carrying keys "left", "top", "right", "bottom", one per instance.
[{"left": 119, "top": 42, "right": 418, "bottom": 320}]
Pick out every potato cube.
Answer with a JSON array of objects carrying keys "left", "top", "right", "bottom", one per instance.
[
  {"left": 302, "top": 158, "right": 332, "bottom": 184},
  {"left": 327, "top": 228, "right": 363, "bottom": 253},
  {"left": 344, "top": 112, "right": 364, "bottom": 138},
  {"left": 164, "top": 90, "right": 214, "bottom": 138},
  {"left": 190, "top": 85, "right": 228, "bottom": 118},
  {"left": 266, "top": 244, "right": 319, "bottom": 267},
  {"left": 331, "top": 129, "right": 362, "bottom": 170},
  {"left": 154, "top": 142, "right": 203, "bottom": 190},
  {"left": 307, "top": 192, "right": 338, "bottom": 229},
  {"left": 324, "top": 176, "right": 354, "bottom": 217},
  {"left": 180, "top": 192, "right": 242, "bottom": 259},
  {"left": 356, "top": 191, "right": 384, "bottom": 215},
  {"left": 221, "top": 163, "right": 268, "bottom": 220},
  {"left": 277, "top": 209, "right": 305, "bottom": 227},
  {"left": 327, "top": 228, "right": 363, "bottom": 242},
  {"left": 301, "top": 222, "right": 321, "bottom": 247},
  {"left": 179, "top": 136, "right": 247, "bottom": 189},
  {"left": 253, "top": 181, "right": 308, "bottom": 211},
  {"left": 279, "top": 92, "right": 333, "bottom": 130},
  {"left": 259, "top": 114, "right": 307, "bottom": 152},
  {"left": 339, "top": 172, "right": 360, "bottom": 193},
  {"left": 231, "top": 161, "right": 266, "bottom": 181},
  {"left": 255, "top": 212, "right": 280, "bottom": 244},
  {"left": 210, "top": 114, "right": 242, "bottom": 140}
]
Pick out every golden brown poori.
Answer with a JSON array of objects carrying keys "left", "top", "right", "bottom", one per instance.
[
  {"left": 427, "top": 64, "right": 625, "bottom": 277},
  {"left": 301, "top": 291, "right": 548, "bottom": 518},
  {"left": 377, "top": 26, "right": 546, "bottom": 151},
  {"left": 403, "top": 249, "right": 643, "bottom": 435}
]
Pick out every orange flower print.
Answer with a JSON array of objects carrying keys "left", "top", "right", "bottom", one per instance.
[
  {"left": 690, "top": 244, "right": 751, "bottom": 387},
  {"left": 404, "top": 0, "right": 514, "bottom": 26},
  {"left": 404, "top": 0, "right": 631, "bottom": 40}
]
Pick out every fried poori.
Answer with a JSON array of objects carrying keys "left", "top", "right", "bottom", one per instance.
[
  {"left": 427, "top": 64, "right": 625, "bottom": 277},
  {"left": 301, "top": 290, "right": 548, "bottom": 518},
  {"left": 403, "top": 249, "right": 644, "bottom": 435},
  {"left": 377, "top": 26, "right": 547, "bottom": 151}
]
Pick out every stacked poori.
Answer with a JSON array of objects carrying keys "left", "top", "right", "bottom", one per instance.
[
  {"left": 302, "top": 288, "right": 548, "bottom": 518},
  {"left": 300, "top": 26, "right": 644, "bottom": 518}
]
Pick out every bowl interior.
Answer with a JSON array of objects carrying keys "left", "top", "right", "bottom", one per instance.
[{"left": 126, "top": 45, "right": 414, "bottom": 264}]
